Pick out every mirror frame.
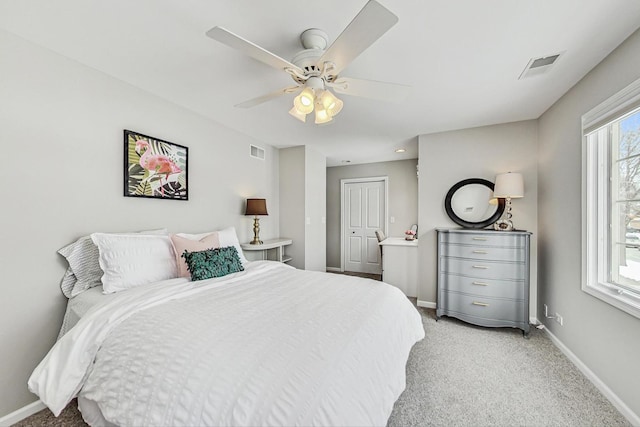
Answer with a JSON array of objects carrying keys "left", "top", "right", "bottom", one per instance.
[{"left": 444, "top": 178, "right": 505, "bottom": 229}]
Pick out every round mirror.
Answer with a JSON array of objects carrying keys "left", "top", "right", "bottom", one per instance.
[{"left": 444, "top": 178, "right": 505, "bottom": 229}]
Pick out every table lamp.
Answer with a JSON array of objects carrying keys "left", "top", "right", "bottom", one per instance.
[
  {"left": 493, "top": 172, "right": 524, "bottom": 230},
  {"left": 245, "top": 198, "right": 268, "bottom": 244}
]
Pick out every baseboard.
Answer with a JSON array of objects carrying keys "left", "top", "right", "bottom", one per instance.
[
  {"left": 543, "top": 326, "right": 640, "bottom": 426},
  {"left": 325, "top": 267, "right": 342, "bottom": 273},
  {"left": 417, "top": 300, "right": 436, "bottom": 309},
  {"left": 0, "top": 400, "right": 46, "bottom": 427}
]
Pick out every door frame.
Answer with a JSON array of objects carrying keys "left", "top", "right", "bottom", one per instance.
[{"left": 340, "top": 176, "right": 389, "bottom": 272}]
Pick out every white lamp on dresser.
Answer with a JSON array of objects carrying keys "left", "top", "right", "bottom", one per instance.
[{"left": 493, "top": 172, "right": 524, "bottom": 231}]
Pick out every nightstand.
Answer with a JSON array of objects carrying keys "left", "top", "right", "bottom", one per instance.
[{"left": 241, "top": 238, "right": 293, "bottom": 263}]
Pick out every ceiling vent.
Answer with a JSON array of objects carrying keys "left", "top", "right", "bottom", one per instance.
[{"left": 519, "top": 52, "right": 563, "bottom": 79}]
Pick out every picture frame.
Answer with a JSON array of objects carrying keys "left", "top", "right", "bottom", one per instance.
[{"left": 123, "top": 130, "right": 188, "bottom": 200}]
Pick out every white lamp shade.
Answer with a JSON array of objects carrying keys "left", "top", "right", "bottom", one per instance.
[
  {"left": 288, "top": 106, "right": 306, "bottom": 122},
  {"left": 493, "top": 172, "right": 524, "bottom": 198},
  {"left": 318, "top": 90, "right": 343, "bottom": 117},
  {"left": 314, "top": 108, "right": 332, "bottom": 124},
  {"left": 314, "top": 99, "right": 333, "bottom": 124},
  {"left": 293, "top": 88, "right": 315, "bottom": 114}
]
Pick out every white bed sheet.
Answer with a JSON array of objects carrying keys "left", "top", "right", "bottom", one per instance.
[
  {"left": 57, "top": 286, "right": 113, "bottom": 339},
  {"left": 32, "top": 261, "right": 424, "bottom": 426}
]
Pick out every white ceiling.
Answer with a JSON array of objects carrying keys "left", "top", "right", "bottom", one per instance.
[{"left": 2, "top": 0, "right": 640, "bottom": 166}]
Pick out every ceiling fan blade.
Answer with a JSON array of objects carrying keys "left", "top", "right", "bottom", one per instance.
[
  {"left": 206, "top": 26, "right": 304, "bottom": 74},
  {"left": 318, "top": 0, "right": 398, "bottom": 75},
  {"left": 235, "top": 86, "right": 301, "bottom": 108},
  {"left": 329, "top": 77, "right": 411, "bottom": 103}
]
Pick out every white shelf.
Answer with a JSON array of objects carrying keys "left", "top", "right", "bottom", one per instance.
[{"left": 241, "top": 238, "right": 293, "bottom": 263}]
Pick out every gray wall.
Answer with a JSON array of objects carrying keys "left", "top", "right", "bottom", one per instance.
[
  {"left": 0, "top": 30, "right": 279, "bottom": 417},
  {"left": 326, "top": 159, "right": 418, "bottom": 269},
  {"left": 279, "top": 147, "right": 306, "bottom": 269},
  {"left": 279, "top": 146, "right": 326, "bottom": 271},
  {"left": 538, "top": 28, "right": 640, "bottom": 418},
  {"left": 304, "top": 147, "right": 327, "bottom": 271},
  {"left": 418, "top": 121, "right": 539, "bottom": 315}
]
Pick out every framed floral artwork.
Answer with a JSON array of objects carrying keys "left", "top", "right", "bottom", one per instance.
[{"left": 124, "top": 130, "right": 188, "bottom": 200}]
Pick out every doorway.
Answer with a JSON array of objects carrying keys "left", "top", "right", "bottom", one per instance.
[{"left": 340, "top": 177, "right": 388, "bottom": 274}]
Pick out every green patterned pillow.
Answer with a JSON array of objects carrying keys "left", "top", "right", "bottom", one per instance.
[{"left": 182, "top": 246, "right": 244, "bottom": 281}]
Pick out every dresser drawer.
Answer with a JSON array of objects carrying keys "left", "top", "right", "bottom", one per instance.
[
  {"left": 438, "top": 291, "right": 527, "bottom": 322},
  {"left": 440, "top": 257, "right": 525, "bottom": 280},
  {"left": 439, "top": 273, "right": 526, "bottom": 300},
  {"left": 439, "top": 232, "right": 527, "bottom": 248},
  {"left": 440, "top": 243, "right": 525, "bottom": 262}
]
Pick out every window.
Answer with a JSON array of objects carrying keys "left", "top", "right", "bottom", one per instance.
[{"left": 583, "top": 77, "right": 640, "bottom": 318}]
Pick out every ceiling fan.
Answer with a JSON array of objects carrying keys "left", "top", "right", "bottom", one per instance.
[{"left": 205, "top": 0, "right": 410, "bottom": 124}]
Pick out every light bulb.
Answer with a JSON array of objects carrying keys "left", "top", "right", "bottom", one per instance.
[
  {"left": 300, "top": 95, "right": 312, "bottom": 107},
  {"left": 318, "top": 90, "right": 343, "bottom": 117},
  {"left": 314, "top": 107, "right": 332, "bottom": 124},
  {"left": 294, "top": 88, "right": 315, "bottom": 114}
]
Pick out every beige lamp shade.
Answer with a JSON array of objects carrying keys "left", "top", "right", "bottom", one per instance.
[
  {"left": 493, "top": 172, "right": 524, "bottom": 199},
  {"left": 245, "top": 198, "right": 268, "bottom": 216}
]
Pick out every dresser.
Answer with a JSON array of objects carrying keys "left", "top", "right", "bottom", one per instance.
[{"left": 436, "top": 229, "right": 531, "bottom": 335}]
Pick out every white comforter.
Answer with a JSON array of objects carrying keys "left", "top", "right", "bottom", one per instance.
[{"left": 29, "top": 261, "right": 424, "bottom": 426}]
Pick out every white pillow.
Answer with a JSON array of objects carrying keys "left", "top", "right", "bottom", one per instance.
[
  {"left": 90, "top": 233, "right": 178, "bottom": 293},
  {"left": 58, "top": 228, "right": 168, "bottom": 298},
  {"left": 176, "top": 226, "right": 248, "bottom": 265}
]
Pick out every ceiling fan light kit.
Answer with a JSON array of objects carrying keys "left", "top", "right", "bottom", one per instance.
[
  {"left": 289, "top": 77, "right": 344, "bottom": 124},
  {"left": 206, "top": 0, "right": 409, "bottom": 125}
]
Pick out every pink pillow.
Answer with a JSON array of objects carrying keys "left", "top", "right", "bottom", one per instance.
[{"left": 170, "top": 233, "right": 220, "bottom": 278}]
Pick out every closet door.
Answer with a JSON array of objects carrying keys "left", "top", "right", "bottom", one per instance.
[{"left": 343, "top": 180, "right": 385, "bottom": 274}]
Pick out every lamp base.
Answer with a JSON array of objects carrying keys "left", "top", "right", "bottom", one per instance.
[
  {"left": 494, "top": 219, "right": 514, "bottom": 231},
  {"left": 494, "top": 197, "right": 515, "bottom": 231},
  {"left": 250, "top": 217, "right": 263, "bottom": 245}
]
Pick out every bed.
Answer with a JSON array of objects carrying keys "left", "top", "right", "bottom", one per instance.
[{"left": 29, "top": 229, "right": 424, "bottom": 427}]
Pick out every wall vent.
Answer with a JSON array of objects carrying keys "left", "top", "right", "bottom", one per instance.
[
  {"left": 519, "top": 52, "right": 564, "bottom": 79},
  {"left": 250, "top": 144, "right": 265, "bottom": 160}
]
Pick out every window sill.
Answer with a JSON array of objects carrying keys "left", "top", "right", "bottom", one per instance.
[{"left": 582, "top": 282, "right": 640, "bottom": 320}]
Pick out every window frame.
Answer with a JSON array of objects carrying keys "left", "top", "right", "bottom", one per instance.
[{"left": 582, "top": 77, "right": 640, "bottom": 319}]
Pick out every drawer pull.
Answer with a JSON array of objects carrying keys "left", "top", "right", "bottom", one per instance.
[
  {"left": 472, "top": 250, "right": 488, "bottom": 254},
  {"left": 472, "top": 265, "right": 489, "bottom": 269},
  {"left": 472, "top": 301, "right": 489, "bottom": 307},
  {"left": 472, "top": 237, "right": 487, "bottom": 241},
  {"left": 472, "top": 281, "right": 489, "bottom": 286}
]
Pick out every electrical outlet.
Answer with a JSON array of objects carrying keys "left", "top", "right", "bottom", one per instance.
[
  {"left": 555, "top": 313, "right": 563, "bottom": 326},
  {"left": 544, "top": 304, "right": 549, "bottom": 317},
  {"left": 390, "top": 216, "right": 395, "bottom": 223}
]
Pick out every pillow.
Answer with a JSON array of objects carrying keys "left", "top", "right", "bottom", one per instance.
[
  {"left": 176, "top": 226, "right": 248, "bottom": 265},
  {"left": 90, "top": 233, "right": 178, "bottom": 293},
  {"left": 58, "top": 235, "right": 103, "bottom": 298},
  {"left": 59, "top": 267, "right": 78, "bottom": 298},
  {"left": 182, "top": 246, "right": 244, "bottom": 281},
  {"left": 58, "top": 228, "right": 168, "bottom": 298},
  {"left": 169, "top": 233, "right": 221, "bottom": 278}
]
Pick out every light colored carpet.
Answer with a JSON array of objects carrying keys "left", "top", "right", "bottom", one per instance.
[
  {"left": 388, "top": 306, "right": 629, "bottom": 427},
  {"left": 13, "top": 305, "right": 629, "bottom": 427}
]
